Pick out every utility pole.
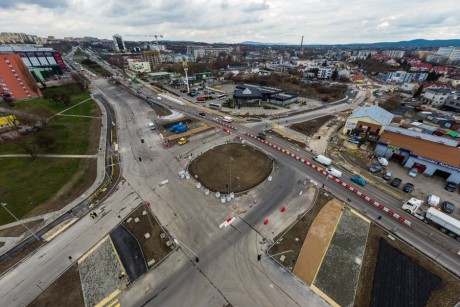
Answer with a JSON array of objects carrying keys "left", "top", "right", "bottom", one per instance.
[{"left": 183, "top": 61, "right": 190, "bottom": 94}]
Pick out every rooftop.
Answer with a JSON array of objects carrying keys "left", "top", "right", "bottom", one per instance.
[{"left": 348, "top": 105, "right": 394, "bottom": 126}]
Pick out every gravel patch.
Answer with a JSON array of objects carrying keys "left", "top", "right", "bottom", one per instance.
[
  {"left": 313, "top": 209, "right": 370, "bottom": 307},
  {"left": 78, "top": 238, "right": 124, "bottom": 307}
]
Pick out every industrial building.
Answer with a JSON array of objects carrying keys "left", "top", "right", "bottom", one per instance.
[
  {"left": 233, "top": 84, "right": 297, "bottom": 106},
  {"left": 375, "top": 126, "right": 460, "bottom": 184},
  {"left": 0, "top": 54, "right": 42, "bottom": 100}
]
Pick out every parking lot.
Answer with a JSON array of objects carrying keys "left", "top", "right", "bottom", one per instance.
[{"left": 371, "top": 158, "right": 459, "bottom": 219}]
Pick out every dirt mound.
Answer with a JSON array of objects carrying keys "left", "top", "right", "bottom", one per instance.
[{"left": 188, "top": 143, "right": 272, "bottom": 193}]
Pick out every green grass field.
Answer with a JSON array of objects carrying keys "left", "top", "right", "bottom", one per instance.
[{"left": 0, "top": 84, "right": 100, "bottom": 225}]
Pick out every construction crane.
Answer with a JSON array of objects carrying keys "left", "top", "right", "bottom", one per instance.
[{"left": 125, "top": 34, "right": 163, "bottom": 47}]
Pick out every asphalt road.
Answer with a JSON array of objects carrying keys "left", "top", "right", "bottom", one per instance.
[{"left": 110, "top": 225, "right": 147, "bottom": 282}]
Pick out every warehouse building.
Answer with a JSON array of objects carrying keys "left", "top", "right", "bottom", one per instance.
[{"left": 375, "top": 126, "right": 460, "bottom": 184}]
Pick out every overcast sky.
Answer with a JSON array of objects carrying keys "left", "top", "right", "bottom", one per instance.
[{"left": 1, "top": 0, "right": 459, "bottom": 44}]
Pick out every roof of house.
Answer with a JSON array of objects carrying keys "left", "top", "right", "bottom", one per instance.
[{"left": 348, "top": 105, "right": 394, "bottom": 126}]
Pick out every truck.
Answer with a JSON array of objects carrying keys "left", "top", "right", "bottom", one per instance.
[
  {"left": 402, "top": 198, "right": 460, "bottom": 241},
  {"left": 222, "top": 116, "right": 233, "bottom": 123},
  {"left": 425, "top": 207, "right": 460, "bottom": 241},
  {"left": 313, "top": 155, "right": 332, "bottom": 166},
  {"left": 175, "top": 125, "right": 188, "bottom": 134},
  {"left": 326, "top": 167, "right": 342, "bottom": 178},
  {"left": 401, "top": 198, "right": 426, "bottom": 219},
  {"left": 427, "top": 194, "right": 440, "bottom": 207}
]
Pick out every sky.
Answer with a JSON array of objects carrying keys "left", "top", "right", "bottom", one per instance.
[{"left": 1, "top": 0, "right": 460, "bottom": 44}]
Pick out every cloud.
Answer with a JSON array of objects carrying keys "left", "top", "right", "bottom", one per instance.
[
  {"left": 0, "top": 0, "right": 67, "bottom": 9},
  {"left": 0, "top": 0, "right": 459, "bottom": 44}
]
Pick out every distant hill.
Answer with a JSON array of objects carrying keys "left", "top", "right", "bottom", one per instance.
[{"left": 240, "top": 39, "right": 460, "bottom": 48}]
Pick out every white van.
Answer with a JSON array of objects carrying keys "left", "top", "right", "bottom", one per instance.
[
  {"left": 313, "top": 155, "right": 332, "bottom": 166},
  {"left": 223, "top": 116, "right": 233, "bottom": 123},
  {"left": 326, "top": 167, "right": 342, "bottom": 178}
]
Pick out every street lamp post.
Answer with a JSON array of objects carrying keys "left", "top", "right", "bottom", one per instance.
[
  {"left": 1, "top": 203, "right": 40, "bottom": 241},
  {"left": 228, "top": 157, "right": 233, "bottom": 194},
  {"left": 173, "top": 235, "right": 200, "bottom": 263}
]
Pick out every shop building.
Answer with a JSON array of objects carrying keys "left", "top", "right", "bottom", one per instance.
[{"left": 375, "top": 126, "right": 460, "bottom": 184}]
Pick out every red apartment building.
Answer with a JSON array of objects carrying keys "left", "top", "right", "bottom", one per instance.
[{"left": 0, "top": 54, "right": 41, "bottom": 101}]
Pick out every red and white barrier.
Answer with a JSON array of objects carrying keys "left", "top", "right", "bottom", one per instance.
[
  {"left": 213, "top": 118, "right": 237, "bottom": 130},
  {"left": 219, "top": 217, "right": 236, "bottom": 228},
  {"left": 243, "top": 131, "right": 412, "bottom": 226}
]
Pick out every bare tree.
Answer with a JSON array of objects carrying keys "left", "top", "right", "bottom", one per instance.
[
  {"left": 16, "top": 137, "right": 39, "bottom": 159},
  {"left": 29, "top": 107, "right": 54, "bottom": 130}
]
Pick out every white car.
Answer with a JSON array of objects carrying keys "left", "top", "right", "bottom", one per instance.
[
  {"left": 408, "top": 168, "right": 418, "bottom": 177},
  {"left": 377, "top": 157, "right": 389, "bottom": 166}
]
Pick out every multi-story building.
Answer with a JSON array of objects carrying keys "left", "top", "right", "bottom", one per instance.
[
  {"left": 436, "top": 46, "right": 460, "bottom": 62},
  {"left": 0, "top": 46, "right": 67, "bottom": 82},
  {"left": 380, "top": 71, "right": 427, "bottom": 83},
  {"left": 421, "top": 88, "right": 453, "bottom": 108},
  {"left": 0, "top": 54, "right": 42, "bottom": 100},
  {"left": 186, "top": 45, "right": 233, "bottom": 60},
  {"left": 443, "top": 93, "right": 460, "bottom": 112},
  {"left": 317, "top": 67, "right": 333, "bottom": 79},
  {"left": 141, "top": 50, "right": 160, "bottom": 70},
  {"left": 426, "top": 54, "right": 447, "bottom": 64},
  {"left": 383, "top": 50, "right": 405, "bottom": 59},
  {"left": 112, "top": 34, "right": 126, "bottom": 52}
]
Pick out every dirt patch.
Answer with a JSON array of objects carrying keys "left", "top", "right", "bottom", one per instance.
[
  {"left": 188, "top": 143, "right": 273, "bottom": 193},
  {"left": 29, "top": 264, "right": 84, "bottom": 307},
  {"left": 354, "top": 224, "right": 460, "bottom": 307},
  {"left": 290, "top": 115, "right": 334, "bottom": 137},
  {"left": 266, "top": 130, "right": 306, "bottom": 148},
  {"left": 0, "top": 239, "right": 44, "bottom": 275},
  {"left": 0, "top": 219, "right": 44, "bottom": 237},
  {"left": 293, "top": 199, "right": 344, "bottom": 285},
  {"left": 122, "top": 204, "right": 172, "bottom": 266},
  {"left": 268, "top": 191, "right": 333, "bottom": 270}
]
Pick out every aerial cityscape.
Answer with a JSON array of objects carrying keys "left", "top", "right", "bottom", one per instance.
[{"left": 1, "top": 1, "right": 460, "bottom": 307}]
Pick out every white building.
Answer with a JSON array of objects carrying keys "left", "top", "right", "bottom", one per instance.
[
  {"left": 421, "top": 88, "right": 453, "bottom": 108},
  {"left": 383, "top": 50, "right": 405, "bottom": 59},
  {"left": 317, "top": 67, "right": 333, "bottom": 79},
  {"left": 436, "top": 46, "right": 460, "bottom": 62},
  {"left": 112, "top": 34, "right": 126, "bottom": 52}
]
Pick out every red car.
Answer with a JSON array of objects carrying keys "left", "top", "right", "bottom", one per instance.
[{"left": 196, "top": 97, "right": 205, "bottom": 102}]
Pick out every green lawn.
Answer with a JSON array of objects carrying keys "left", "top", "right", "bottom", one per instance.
[
  {"left": 0, "top": 158, "right": 85, "bottom": 225},
  {"left": 0, "top": 84, "right": 100, "bottom": 225}
]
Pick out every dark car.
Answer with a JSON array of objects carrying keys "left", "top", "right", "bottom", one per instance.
[
  {"left": 390, "top": 178, "right": 402, "bottom": 187},
  {"left": 403, "top": 182, "right": 414, "bottom": 193},
  {"left": 441, "top": 201, "right": 455, "bottom": 214},
  {"left": 445, "top": 181, "right": 457, "bottom": 192},
  {"left": 368, "top": 165, "right": 383, "bottom": 173},
  {"left": 198, "top": 112, "right": 206, "bottom": 117},
  {"left": 258, "top": 131, "right": 266, "bottom": 140}
]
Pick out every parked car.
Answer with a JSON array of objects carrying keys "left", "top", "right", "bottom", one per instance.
[
  {"left": 403, "top": 182, "right": 414, "bottom": 193},
  {"left": 350, "top": 175, "right": 366, "bottom": 186},
  {"left": 369, "top": 165, "right": 383, "bottom": 173},
  {"left": 196, "top": 97, "right": 205, "bottom": 102},
  {"left": 408, "top": 168, "right": 418, "bottom": 178},
  {"left": 390, "top": 178, "right": 402, "bottom": 187},
  {"left": 347, "top": 136, "right": 361, "bottom": 144},
  {"left": 445, "top": 181, "right": 457, "bottom": 192},
  {"left": 441, "top": 201, "right": 455, "bottom": 214},
  {"left": 383, "top": 172, "right": 392, "bottom": 180},
  {"left": 198, "top": 112, "right": 206, "bottom": 117},
  {"left": 177, "top": 137, "right": 188, "bottom": 145},
  {"left": 377, "top": 157, "right": 389, "bottom": 166}
]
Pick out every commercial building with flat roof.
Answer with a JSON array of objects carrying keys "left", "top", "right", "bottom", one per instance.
[{"left": 375, "top": 126, "right": 460, "bottom": 184}]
